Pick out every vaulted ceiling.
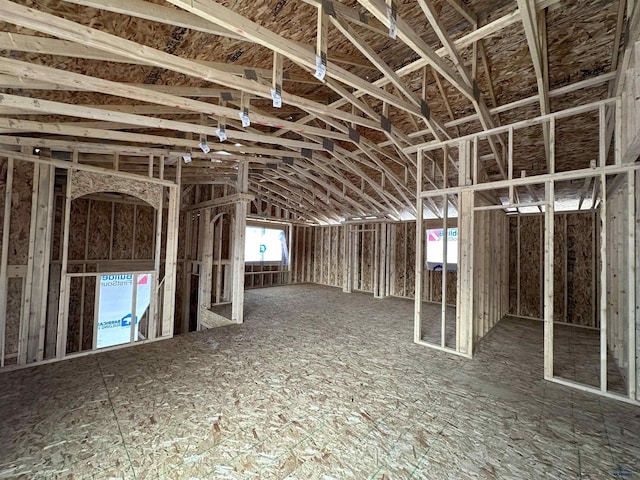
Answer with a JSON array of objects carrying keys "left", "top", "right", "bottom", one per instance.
[{"left": 0, "top": 0, "right": 631, "bottom": 223}]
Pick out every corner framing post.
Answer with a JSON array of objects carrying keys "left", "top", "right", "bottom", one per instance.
[
  {"left": 628, "top": 170, "right": 636, "bottom": 400},
  {"left": 56, "top": 169, "right": 73, "bottom": 358},
  {"left": 0, "top": 157, "right": 13, "bottom": 367},
  {"left": 343, "top": 224, "right": 351, "bottom": 292},
  {"left": 543, "top": 180, "right": 555, "bottom": 379},
  {"left": 161, "top": 161, "right": 181, "bottom": 338},
  {"left": 231, "top": 162, "right": 249, "bottom": 324},
  {"left": 456, "top": 140, "right": 474, "bottom": 356},
  {"left": 414, "top": 150, "right": 424, "bottom": 343}
]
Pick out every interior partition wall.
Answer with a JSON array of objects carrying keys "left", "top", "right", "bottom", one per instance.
[{"left": 415, "top": 98, "right": 640, "bottom": 405}]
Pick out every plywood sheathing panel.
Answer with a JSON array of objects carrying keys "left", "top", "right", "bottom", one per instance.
[
  {"left": 71, "top": 171, "right": 162, "bottom": 208},
  {"left": 68, "top": 198, "right": 89, "bottom": 261},
  {"left": 392, "top": 223, "right": 407, "bottom": 296},
  {"left": 174, "top": 262, "right": 184, "bottom": 335},
  {"left": 134, "top": 205, "right": 154, "bottom": 260},
  {"left": 87, "top": 199, "right": 111, "bottom": 261},
  {"left": 0, "top": 0, "right": 621, "bottom": 220},
  {"left": 65, "top": 275, "right": 82, "bottom": 355},
  {"left": 1, "top": 286, "right": 639, "bottom": 478},
  {"left": 508, "top": 218, "right": 518, "bottom": 315},
  {"left": 566, "top": 213, "right": 594, "bottom": 326},
  {"left": 112, "top": 202, "right": 135, "bottom": 260},
  {"left": 359, "top": 229, "right": 373, "bottom": 293},
  {"left": 405, "top": 222, "right": 417, "bottom": 298},
  {"left": 4, "top": 277, "right": 23, "bottom": 359},
  {"left": 7, "top": 160, "right": 33, "bottom": 265},
  {"left": 517, "top": 215, "right": 543, "bottom": 319},
  {"left": 553, "top": 215, "right": 566, "bottom": 323},
  {"left": 509, "top": 212, "right": 596, "bottom": 326},
  {"left": 51, "top": 189, "right": 64, "bottom": 262}
]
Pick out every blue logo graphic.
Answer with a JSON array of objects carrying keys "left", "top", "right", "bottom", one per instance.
[
  {"left": 120, "top": 313, "right": 138, "bottom": 327},
  {"left": 613, "top": 465, "right": 634, "bottom": 478},
  {"left": 259, "top": 244, "right": 267, "bottom": 253}
]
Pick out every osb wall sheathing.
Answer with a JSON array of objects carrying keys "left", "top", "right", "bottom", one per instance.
[
  {"left": 508, "top": 218, "right": 518, "bottom": 315},
  {"left": 71, "top": 171, "right": 162, "bottom": 208},
  {"left": 517, "top": 215, "right": 543, "bottom": 319},
  {"left": 7, "top": 160, "right": 33, "bottom": 266},
  {"left": 112, "top": 203, "right": 135, "bottom": 260},
  {"left": 291, "top": 225, "right": 312, "bottom": 284},
  {"left": 566, "top": 214, "right": 595, "bottom": 326},
  {"left": 391, "top": 221, "right": 456, "bottom": 304},
  {"left": 4, "top": 278, "right": 23, "bottom": 364},
  {"left": 87, "top": 200, "right": 112, "bottom": 260},
  {"left": 1, "top": 160, "right": 34, "bottom": 360},
  {"left": 359, "top": 229, "right": 374, "bottom": 293},
  {"left": 509, "top": 212, "right": 596, "bottom": 327},
  {"left": 135, "top": 205, "right": 155, "bottom": 259}
]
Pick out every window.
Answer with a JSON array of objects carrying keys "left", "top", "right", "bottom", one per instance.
[
  {"left": 425, "top": 228, "right": 458, "bottom": 272},
  {"left": 244, "top": 226, "right": 288, "bottom": 265},
  {"left": 96, "top": 273, "right": 152, "bottom": 348}
]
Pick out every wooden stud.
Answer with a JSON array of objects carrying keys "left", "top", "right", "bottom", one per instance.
[
  {"left": 161, "top": 182, "right": 180, "bottom": 337},
  {"left": 543, "top": 181, "right": 555, "bottom": 379},
  {"left": 19, "top": 161, "right": 39, "bottom": 365},
  {"left": 414, "top": 151, "right": 424, "bottom": 343},
  {"left": 231, "top": 163, "right": 249, "bottom": 324},
  {"left": 599, "top": 173, "right": 608, "bottom": 391},
  {"left": 0, "top": 157, "right": 13, "bottom": 367},
  {"left": 56, "top": 170, "right": 73, "bottom": 359},
  {"left": 628, "top": 170, "right": 636, "bottom": 400}
]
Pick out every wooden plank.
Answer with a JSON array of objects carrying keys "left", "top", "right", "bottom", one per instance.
[
  {"left": 0, "top": 157, "right": 13, "bottom": 367},
  {"left": 0, "top": 3, "right": 383, "bottom": 130},
  {"left": 55, "top": 170, "right": 73, "bottom": 359},
  {"left": 18, "top": 161, "right": 39, "bottom": 365},
  {"left": 231, "top": 163, "right": 248, "bottom": 324},
  {"left": 441, "top": 194, "right": 448, "bottom": 348},
  {"left": 417, "top": 0, "right": 505, "bottom": 177},
  {"left": 543, "top": 181, "right": 554, "bottom": 379},
  {"left": 64, "top": 0, "right": 373, "bottom": 70},
  {"left": 35, "top": 164, "right": 55, "bottom": 360},
  {"left": 456, "top": 141, "right": 474, "bottom": 355},
  {"left": 357, "top": 0, "right": 473, "bottom": 101},
  {"left": 0, "top": 85, "right": 350, "bottom": 143},
  {"left": 161, "top": 183, "right": 180, "bottom": 337},
  {"left": 166, "top": 0, "right": 423, "bottom": 120},
  {"left": 628, "top": 171, "right": 637, "bottom": 400},
  {"left": 0, "top": 117, "right": 326, "bottom": 152},
  {"left": 599, "top": 173, "right": 607, "bottom": 391},
  {"left": 198, "top": 209, "right": 214, "bottom": 329},
  {"left": 414, "top": 152, "right": 424, "bottom": 343}
]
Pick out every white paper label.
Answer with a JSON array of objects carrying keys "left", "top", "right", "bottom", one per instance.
[
  {"left": 216, "top": 128, "right": 227, "bottom": 142},
  {"left": 239, "top": 111, "right": 250, "bottom": 127},
  {"left": 199, "top": 140, "right": 210, "bottom": 154},
  {"left": 314, "top": 55, "right": 326, "bottom": 81},
  {"left": 271, "top": 88, "right": 282, "bottom": 108},
  {"left": 387, "top": 5, "right": 397, "bottom": 39},
  {"left": 182, "top": 155, "right": 192, "bottom": 163}
]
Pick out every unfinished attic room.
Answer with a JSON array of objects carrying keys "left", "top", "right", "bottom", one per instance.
[{"left": 1, "top": 0, "right": 640, "bottom": 477}]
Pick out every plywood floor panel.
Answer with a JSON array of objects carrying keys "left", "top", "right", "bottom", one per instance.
[{"left": 0, "top": 284, "right": 638, "bottom": 479}]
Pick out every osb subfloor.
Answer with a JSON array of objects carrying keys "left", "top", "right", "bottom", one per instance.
[{"left": 1, "top": 284, "right": 639, "bottom": 480}]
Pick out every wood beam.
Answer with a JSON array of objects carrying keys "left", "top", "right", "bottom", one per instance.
[
  {"left": 0, "top": 1, "right": 382, "bottom": 130},
  {"left": 62, "top": 0, "right": 375, "bottom": 70},
  {"left": 518, "top": 0, "right": 551, "bottom": 169},
  {"left": 356, "top": 0, "right": 475, "bottom": 102},
  {"left": 164, "top": 0, "right": 424, "bottom": 121}
]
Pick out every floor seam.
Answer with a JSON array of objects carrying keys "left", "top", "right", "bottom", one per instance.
[{"left": 96, "top": 355, "right": 137, "bottom": 480}]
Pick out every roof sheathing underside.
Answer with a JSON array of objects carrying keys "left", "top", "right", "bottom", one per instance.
[{"left": 0, "top": 0, "right": 627, "bottom": 223}]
